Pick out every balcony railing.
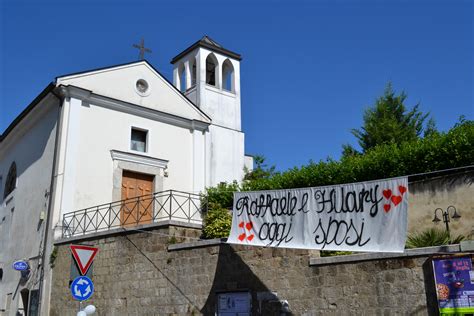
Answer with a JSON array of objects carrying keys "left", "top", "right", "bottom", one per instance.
[{"left": 61, "top": 190, "right": 204, "bottom": 238}]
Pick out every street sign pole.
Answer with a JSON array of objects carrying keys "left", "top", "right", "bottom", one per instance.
[
  {"left": 70, "top": 245, "right": 99, "bottom": 276},
  {"left": 70, "top": 276, "right": 94, "bottom": 301},
  {"left": 69, "top": 245, "right": 98, "bottom": 315}
]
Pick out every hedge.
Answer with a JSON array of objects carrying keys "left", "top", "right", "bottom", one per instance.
[{"left": 208, "top": 119, "right": 474, "bottom": 209}]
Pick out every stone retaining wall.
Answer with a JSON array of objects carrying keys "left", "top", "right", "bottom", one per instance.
[{"left": 49, "top": 225, "right": 459, "bottom": 316}]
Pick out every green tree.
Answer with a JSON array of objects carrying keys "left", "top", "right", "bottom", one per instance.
[
  {"left": 341, "top": 143, "right": 360, "bottom": 158},
  {"left": 205, "top": 181, "right": 240, "bottom": 210},
  {"left": 351, "top": 83, "right": 429, "bottom": 153},
  {"left": 424, "top": 118, "right": 438, "bottom": 138}
]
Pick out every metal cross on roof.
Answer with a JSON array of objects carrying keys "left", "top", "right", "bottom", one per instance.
[{"left": 133, "top": 38, "right": 152, "bottom": 60}]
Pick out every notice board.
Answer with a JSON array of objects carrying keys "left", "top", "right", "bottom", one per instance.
[
  {"left": 433, "top": 256, "right": 474, "bottom": 314},
  {"left": 217, "top": 292, "right": 251, "bottom": 316}
]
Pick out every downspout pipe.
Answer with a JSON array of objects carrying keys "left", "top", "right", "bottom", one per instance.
[{"left": 36, "top": 85, "right": 64, "bottom": 315}]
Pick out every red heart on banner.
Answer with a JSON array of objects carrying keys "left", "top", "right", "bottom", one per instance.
[
  {"left": 399, "top": 186, "right": 407, "bottom": 195},
  {"left": 383, "top": 189, "right": 392, "bottom": 199},
  {"left": 238, "top": 233, "right": 246, "bottom": 241},
  {"left": 391, "top": 195, "right": 402, "bottom": 206},
  {"left": 245, "top": 222, "right": 253, "bottom": 231},
  {"left": 384, "top": 204, "right": 391, "bottom": 212},
  {"left": 247, "top": 235, "right": 254, "bottom": 241},
  {"left": 238, "top": 222, "right": 244, "bottom": 228}
]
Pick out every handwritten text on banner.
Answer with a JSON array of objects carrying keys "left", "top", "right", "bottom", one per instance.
[{"left": 228, "top": 177, "right": 408, "bottom": 253}]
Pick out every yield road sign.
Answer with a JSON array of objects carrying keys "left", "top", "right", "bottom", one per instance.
[
  {"left": 71, "top": 276, "right": 94, "bottom": 301},
  {"left": 70, "top": 245, "right": 98, "bottom": 275}
]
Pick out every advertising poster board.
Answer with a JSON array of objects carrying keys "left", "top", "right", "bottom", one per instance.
[
  {"left": 217, "top": 292, "right": 251, "bottom": 316},
  {"left": 433, "top": 256, "right": 474, "bottom": 314}
]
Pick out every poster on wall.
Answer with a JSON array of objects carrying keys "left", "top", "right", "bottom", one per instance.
[
  {"left": 433, "top": 256, "right": 474, "bottom": 314},
  {"left": 217, "top": 292, "right": 251, "bottom": 316},
  {"left": 228, "top": 177, "right": 408, "bottom": 253}
]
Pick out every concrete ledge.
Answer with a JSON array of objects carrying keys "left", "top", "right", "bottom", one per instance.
[
  {"left": 461, "top": 240, "right": 474, "bottom": 251},
  {"left": 54, "top": 220, "right": 202, "bottom": 245},
  {"left": 168, "top": 238, "right": 227, "bottom": 251},
  {"left": 309, "top": 244, "right": 463, "bottom": 266}
]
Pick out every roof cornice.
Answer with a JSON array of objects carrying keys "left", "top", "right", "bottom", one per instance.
[
  {"left": 171, "top": 38, "right": 242, "bottom": 64},
  {"left": 57, "top": 85, "right": 211, "bottom": 132}
]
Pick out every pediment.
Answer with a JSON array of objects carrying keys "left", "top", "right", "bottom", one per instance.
[{"left": 56, "top": 61, "right": 210, "bottom": 123}]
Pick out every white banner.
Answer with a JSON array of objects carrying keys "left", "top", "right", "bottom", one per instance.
[{"left": 228, "top": 177, "right": 408, "bottom": 253}]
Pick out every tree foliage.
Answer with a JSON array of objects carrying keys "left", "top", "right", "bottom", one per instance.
[
  {"left": 205, "top": 118, "right": 473, "bottom": 210},
  {"left": 350, "top": 83, "right": 430, "bottom": 153},
  {"left": 201, "top": 118, "right": 472, "bottom": 240},
  {"left": 201, "top": 203, "right": 232, "bottom": 239},
  {"left": 243, "top": 155, "right": 276, "bottom": 181},
  {"left": 205, "top": 181, "right": 239, "bottom": 211}
]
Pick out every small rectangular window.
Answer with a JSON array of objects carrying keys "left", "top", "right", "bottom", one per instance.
[{"left": 131, "top": 128, "right": 147, "bottom": 152}]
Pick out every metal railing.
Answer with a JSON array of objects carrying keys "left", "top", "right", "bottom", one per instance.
[{"left": 61, "top": 190, "right": 204, "bottom": 238}]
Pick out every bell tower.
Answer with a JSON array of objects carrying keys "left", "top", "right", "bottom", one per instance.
[
  {"left": 171, "top": 36, "right": 242, "bottom": 130},
  {"left": 171, "top": 36, "right": 248, "bottom": 185}
]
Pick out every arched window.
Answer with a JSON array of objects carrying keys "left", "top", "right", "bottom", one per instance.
[
  {"left": 206, "top": 54, "right": 218, "bottom": 86},
  {"left": 178, "top": 63, "right": 186, "bottom": 92},
  {"left": 222, "top": 59, "right": 234, "bottom": 92},
  {"left": 190, "top": 57, "right": 197, "bottom": 87},
  {"left": 4, "top": 162, "right": 16, "bottom": 199}
]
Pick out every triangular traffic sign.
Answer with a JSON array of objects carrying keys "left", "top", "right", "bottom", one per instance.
[{"left": 70, "top": 245, "right": 99, "bottom": 275}]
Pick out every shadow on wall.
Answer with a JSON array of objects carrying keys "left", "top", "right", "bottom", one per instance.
[
  {"left": 1, "top": 102, "right": 59, "bottom": 185},
  {"left": 201, "top": 244, "right": 292, "bottom": 316},
  {"left": 422, "top": 258, "right": 439, "bottom": 316},
  {"left": 409, "top": 169, "right": 474, "bottom": 194}
]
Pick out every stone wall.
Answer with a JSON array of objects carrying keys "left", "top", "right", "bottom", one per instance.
[{"left": 50, "top": 224, "right": 453, "bottom": 316}]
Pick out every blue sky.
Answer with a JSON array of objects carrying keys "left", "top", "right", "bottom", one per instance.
[{"left": 1, "top": 0, "right": 472, "bottom": 171}]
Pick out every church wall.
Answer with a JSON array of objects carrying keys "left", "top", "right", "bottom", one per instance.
[
  {"left": 184, "top": 87, "right": 197, "bottom": 105},
  {"left": 201, "top": 85, "right": 240, "bottom": 129},
  {"left": 57, "top": 63, "right": 207, "bottom": 122},
  {"left": 57, "top": 98, "right": 195, "bottom": 215},
  {"left": 208, "top": 125, "right": 245, "bottom": 186},
  {"left": 0, "top": 96, "right": 60, "bottom": 315}
]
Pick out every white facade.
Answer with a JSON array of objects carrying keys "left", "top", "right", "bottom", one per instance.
[
  {"left": 0, "top": 37, "right": 252, "bottom": 316},
  {"left": 171, "top": 37, "right": 248, "bottom": 185},
  {"left": 0, "top": 91, "right": 60, "bottom": 316},
  {"left": 51, "top": 62, "right": 211, "bottom": 224}
]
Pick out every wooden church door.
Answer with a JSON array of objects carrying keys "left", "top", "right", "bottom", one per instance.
[{"left": 120, "top": 171, "right": 154, "bottom": 226}]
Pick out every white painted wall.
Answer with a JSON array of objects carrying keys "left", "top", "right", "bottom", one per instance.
[
  {"left": 53, "top": 96, "right": 198, "bottom": 221},
  {"left": 57, "top": 62, "right": 209, "bottom": 123},
  {"left": 51, "top": 62, "right": 212, "bottom": 235},
  {"left": 173, "top": 47, "right": 247, "bottom": 187},
  {"left": 208, "top": 125, "right": 245, "bottom": 185},
  {"left": 0, "top": 95, "right": 59, "bottom": 315},
  {"left": 244, "top": 155, "right": 254, "bottom": 173}
]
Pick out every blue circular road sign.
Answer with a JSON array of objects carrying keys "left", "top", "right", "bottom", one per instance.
[
  {"left": 70, "top": 276, "right": 94, "bottom": 301},
  {"left": 12, "top": 261, "right": 29, "bottom": 271}
]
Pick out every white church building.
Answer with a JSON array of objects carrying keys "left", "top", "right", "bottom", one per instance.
[{"left": 0, "top": 36, "right": 252, "bottom": 315}]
